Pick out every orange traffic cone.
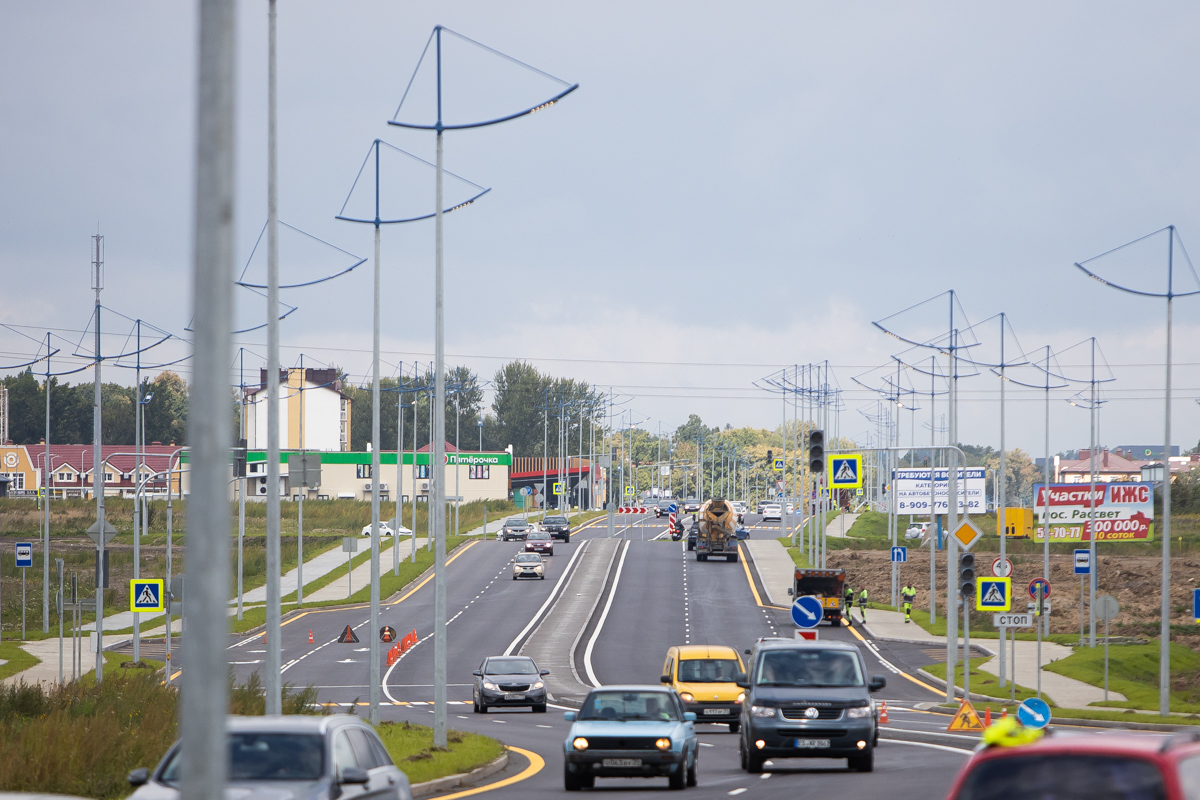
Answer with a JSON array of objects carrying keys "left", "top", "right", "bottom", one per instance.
[
  {"left": 262, "top": 631, "right": 267, "bottom": 643},
  {"left": 879, "top": 701, "right": 889, "bottom": 724},
  {"left": 308, "top": 630, "right": 314, "bottom": 644},
  {"left": 1001, "top": 708, "right": 1008, "bottom": 719},
  {"left": 985, "top": 707, "right": 992, "bottom": 726}
]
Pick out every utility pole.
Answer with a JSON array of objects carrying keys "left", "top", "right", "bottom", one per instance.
[{"left": 91, "top": 232, "right": 105, "bottom": 684}]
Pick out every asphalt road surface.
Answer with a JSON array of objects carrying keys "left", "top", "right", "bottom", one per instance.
[{"left": 225, "top": 512, "right": 973, "bottom": 799}]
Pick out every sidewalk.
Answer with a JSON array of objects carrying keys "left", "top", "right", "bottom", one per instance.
[
  {"left": 860, "top": 607, "right": 1125, "bottom": 707},
  {"left": 827, "top": 512, "right": 860, "bottom": 539},
  {"left": 743, "top": 539, "right": 794, "bottom": 607},
  {"left": 303, "top": 537, "right": 427, "bottom": 603},
  {"left": 2, "top": 634, "right": 130, "bottom": 687}
]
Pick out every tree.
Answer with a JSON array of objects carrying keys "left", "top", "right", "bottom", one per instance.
[
  {"left": 488, "top": 362, "right": 547, "bottom": 456},
  {"left": 142, "top": 372, "right": 189, "bottom": 445}
]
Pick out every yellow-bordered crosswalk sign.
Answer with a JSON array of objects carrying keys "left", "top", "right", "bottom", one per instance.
[
  {"left": 130, "top": 579, "right": 164, "bottom": 612},
  {"left": 976, "top": 578, "right": 1011, "bottom": 611},
  {"left": 828, "top": 455, "right": 863, "bottom": 488}
]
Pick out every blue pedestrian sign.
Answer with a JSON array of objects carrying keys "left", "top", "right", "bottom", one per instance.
[
  {"left": 890, "top": 546, "right": 907, "bottom": 563},
  {"left": 130, "top": 579, "right": 165, "bottom": 613},
  {"left": 1017, "top": 697, "right": 1052, "bottom": 729},
  {"left": 1073, "top": 549, "right": 1091, "bottom": 575},
  {"left": 14, "top": 542, "right": 32, "bottom": 569},
  {"left": 791, "top": 595, "right": 824, "bottom": 629},
  {"left": 976, "top": 578, "right": 1011, "bottom": 611},
  {"left": 828, "top": 455, "right": 863, "bottom": 489}
]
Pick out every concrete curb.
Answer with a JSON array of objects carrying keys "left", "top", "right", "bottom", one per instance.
[
  {"left": 857, "top": 621, "right": 996, "bottom": 657},
  {"left": 915, "top": 668, "right": 1012, "bottom": 705},
  {"left": 409, "top": 751, "right": 510, "bottom": 798}
]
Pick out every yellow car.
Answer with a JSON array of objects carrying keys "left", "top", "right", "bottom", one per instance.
[{"left": 660, "top": 645, "right": 746, "bottom": 732}]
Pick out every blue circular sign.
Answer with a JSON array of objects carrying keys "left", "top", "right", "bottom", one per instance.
[
  {"left": 791, "top": 596, "right": 824, "bottom": 629},
  {"left": 668, "top": 504, "right": 677, "bottom": 513},
  {"left": 520, "top": 486, "right": 532, "bottom": 496},
  {"left": 1017, "top": 697, "right": 1051, "bottom": 729}
]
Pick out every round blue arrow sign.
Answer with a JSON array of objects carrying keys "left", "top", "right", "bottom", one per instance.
[
  {"left": 791, "top": 595, "right": 824, "bottom": 629},
  {"left": 1017, "top": 697, "right": 1051, "bottom": 729}
]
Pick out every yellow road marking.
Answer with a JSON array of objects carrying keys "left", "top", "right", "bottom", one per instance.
[
  {"left": 433, "top": 745, "right": 544, "bottom": 800},
  {"left": 737, "top": 543, "right": 789, "bottom": 610},
  {"left": 844, "top": 622, "right": 942, "bottom": 695}
]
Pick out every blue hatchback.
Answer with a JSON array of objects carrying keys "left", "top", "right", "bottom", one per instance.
[{"left": 563, "top": 686, "right": 698, "bottom": 791}]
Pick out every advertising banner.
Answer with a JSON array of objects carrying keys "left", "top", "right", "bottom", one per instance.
[
  {"left": 893, "top": 468, "right": 986, "bottom": 516},
  {"left": 1031, "top": 483, "right": 1154, "bottom": 542}
]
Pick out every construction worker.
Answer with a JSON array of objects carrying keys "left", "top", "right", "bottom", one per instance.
[
  {"left": 901, "top": 583, "right": 916, "bottom": 623},
  {"left": 844, "top": 584, "right": 855, "bottom": 626},
  {"left": 858, "top": 587, "right": 869, "bottom": 622}
]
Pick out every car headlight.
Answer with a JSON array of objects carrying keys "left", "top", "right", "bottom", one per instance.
[
  {"left": 750, "top": 705, "right": 778, "bottom": 719},
  {"left": 483, "top": 681, "right": 498, "bottom": 691},
  {"left": 532, "top": 681, "right": 544, "bottom": 690},
  {"left": 655, "top": 738, "right": 672, "bottom": 751},
  {"left": 573, "top": 737, "right": 588, "bottom": 751},
  {"left": 735, "top": 692, "right": 745, "bottom": 704},
  {"left": 846, "top": 706, "right": 873, "bottom": 718},
  {"left": 679, "top": 692, "right": 694, "bottom": 703}
]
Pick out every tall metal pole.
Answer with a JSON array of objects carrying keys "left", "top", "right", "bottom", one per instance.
[
  {"left": 1160, "top": 235, "right": 1175, "bottom": 717},
  {"left": 1088, "top": 340, "right": 1098, "bottom": 647},
  {"left": 133, "top": 321, "right": 141, "bottom": 663},
  {"left": 91, "top": 232, "right": 105, "bottom": 684},
  {"left": 396, "top": 370, "right": 404, "bottom": 576},
  {"left": 998, "top": 318, "right": 1007, "bottom": 688},
  {"left": 183, "top": 1, "right": 235, "bottom": 797},
  {"left": 264, "top": 0, "right": 282, "bottom": 716},
  {"left": 929, "top": 356, "right": 936, "bottom": 624},
  {"left": 431, "top": 28, "right": 449, "bottom": 747},
  {"left": 43, "top": 334, "right": 51, "bottom": 633},
  {"left": 369, "top": 211, "right": 382, "bottom": 725},
  {"left": 945, "top": 322, "right": 959, "bottom": 704}
]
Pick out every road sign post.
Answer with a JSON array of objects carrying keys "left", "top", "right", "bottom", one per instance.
[
  {"left": 791, "top": 595, "right": 823, "bottom": 629},
  {"left": 1075, "top": 548, "right": 1092, "bottom": 643},
  {"left": 1095, "top": 594, "right": 1120, "bottom": 701},
  {"left": 16, "top": 542, "right": 33, "bottom": 639},
  {"left": 890, "top": 546, "right": 907, "bottom": 563}
]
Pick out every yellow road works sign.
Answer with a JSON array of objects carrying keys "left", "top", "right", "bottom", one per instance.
[{"left": 947, "top": 698, "right": 985, "bottom": 732}]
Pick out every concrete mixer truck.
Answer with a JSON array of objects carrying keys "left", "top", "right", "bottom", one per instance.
[{"left": 695, "top": 498, "right": 739, "bottom": 562}]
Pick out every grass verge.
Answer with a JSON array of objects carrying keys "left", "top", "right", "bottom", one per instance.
[
  {"left": 376, "top": 719, "right": 505, "bottom": 785},
  {"left": 777, "top": 536, "right": 810, "bottom": 568},
  {"left": 1043, "top": 642, "right": 1200, "bottom": 713},
  {"left": 922, "top": 656, "right": 1043, "bottom": 703},
  {"left": 0, "top": 640, "right": 40, "bottom": 681}
]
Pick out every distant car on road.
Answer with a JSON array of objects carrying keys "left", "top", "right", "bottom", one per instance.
[
  {"left": 730, "top": 501, "right": 747, "bottom": 523},
  {"left": 655, "top": 500, "right": 676, "bottom": 518},
  {"left": 513, "top": 552, "right": 546, "bottom": 580},
  {"left": 127, "top": 715, "right": 411, "bottom": 800},
  {"left": 683, "top": 499, "right": 701, "bottom": 513},
  {"left": 361, "top": 522, "right": 412, "bottom": 538},
  {"left": 525, "top": 531, "right": 554, "bottom": 557},
  {"left": 760, "top": 504, "right": 782, "bottom": 522},
  {"left": 501, "top": 518, "right": 531, "bottom": 541},
  {"left": 735, "top": 526, "right": 750, "bottom": 540},
  {"left": 687, "top": 519, "right": 699, "bottom": 551},
  {"left": 904, "top": 523, "right": 926, "bottom": 540},
  {"left": 540, "top": 515, "right": 572, "bottom": 542},
  {"left": 473, "top": 655, "right": 549, "bottom": 713}
]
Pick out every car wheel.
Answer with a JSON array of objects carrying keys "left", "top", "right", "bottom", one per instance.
[
  {"left": 533, "top": 703, "right": 547, "bottom": 713},
  {"left": 564, "top": 535, "right": 570, "bottom": 543},
  {"left": 668, "top": 765, "right": 685, "bottom": 790},
  {"left": 741, "top": 740, "right": 763, "bottom": 774},
  {"left": 728, "top": 721, "right": 740, "bottom": 734},
  {"left": 697, "top": 553, "right": 707, "bottom": 562},
  {"left": 540, "top": 575, "right": 545, "bottom": 580},
  {"left": 512, "top": 574, "right": 517, "bottom": 581},
  {"left": 848, "top": 746, "right": 874, "bottom": 773},
  {"left": 564, "top": 765, "right": 583, "bottom": 791},
  {"left": 472, "top": 697, "right": 482, "bottom": 714},
  {"left": 727, "top": 553, "right": 738, "bottom": 563},
  {"left": 686, "top": 750, "right": 697, "bottom": 787}
]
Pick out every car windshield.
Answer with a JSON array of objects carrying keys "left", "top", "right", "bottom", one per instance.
[
  {"left": 957, "top": 755, "right": 1166, "bottom": 800},
  {"left": 678, "top": 659, "right": 740, "bottom": 683},
  {"left": 514, "top": 554, "right": 541, "bottom": 563},
  {"left": 486, "top": 658, "right": 538, "bottom": 675},
  {"left": 580, "top": 691, "right": 680, "bottom": 721},
  {"left": 160, "top": 733, "right": 325, "bottom": 782},
  {"left": 544, "top": 517, "right": 567, "bottom": 525},
  {"left": 755, "top": 649, "right": 863, "bottom": 687},
  {"left": 528, "top": 532, "right": 550, "bottom": 540},
  {"left": 506, "top": 520, "right": 528, "bottom": 528}
]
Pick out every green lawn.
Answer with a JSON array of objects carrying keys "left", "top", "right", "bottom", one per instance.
[
  {"left": 1043, "top": 641, "right": 1200, "bottom": 713},
  {"left": 922, "top": 656, "right": 1042, "bottom": 703},
  {"left": 0, "top": 640, "right": 40, "bottom": 681},
  {"left": 777, "top": 537, "right": 810, "bottom": 568},
  {"left": 376, "top": 719, "right": 505, "bottom": 785}
]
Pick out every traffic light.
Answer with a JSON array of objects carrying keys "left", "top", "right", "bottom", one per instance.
[
  {"left": 958, "top": 552, "right": 976, "bottom": 597},
  {"left": 809, "top": 430, "right": 824, "bottom": 474},
  {"left": 766, "top": 450, "right": 773, "bottom": 464},
  {"left": 233, "top": 438, "right": 248, "bottom": 478}
]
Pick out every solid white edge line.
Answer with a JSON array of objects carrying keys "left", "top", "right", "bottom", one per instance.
[
  {"left": 502, "top": 539, "right": 591, "bottom": 657},
  {"left": 583, "top": 539, "right": 630, "bottom": 687},
  {"left": 879, "top": 737, "right": 973, "bottom": 755}
]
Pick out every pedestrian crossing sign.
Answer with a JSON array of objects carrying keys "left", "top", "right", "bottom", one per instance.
[
  {"left": 130, "top": 579, "right": 164, "bottom": 612},
  {"left": 553, "top": 482, "right": 564, "bottom": 496},
  {"left": 976, "top": 577, "right": 1011, "bottom": 611},
  {"left": 828, "top": 455, "right": 863, "bottom": 489}
]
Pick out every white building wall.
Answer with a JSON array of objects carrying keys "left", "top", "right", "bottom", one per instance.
[{"left": 302, "top": 387, "right": 342, "bottom": 452}]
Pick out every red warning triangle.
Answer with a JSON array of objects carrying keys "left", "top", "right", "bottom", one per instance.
[
  {"left": 338, "top": 625, "right": 360, "bottom": 644},
  {"left": 947, "top": 698, "right": 985, "bottom": 732}
]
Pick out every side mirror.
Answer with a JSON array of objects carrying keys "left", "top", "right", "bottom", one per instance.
[
  {"left": 735, "top": 672, "right": 750, "bottom": 689},
  {"left": 787, "top": 588, "right": 794, "bottom": 596},
  {"left": 868, "top": 675, "right": 887, "bottom": 693},
  {"left": 127, "top": 768, "right": 150, "bottom": 787},
  {"left": 683, "top": 712, "right": 697, "bottom": 722},
  {"left": 472, "top": 670, "right": 483, "bottom": 677},
  {"left": 564, "top": 711, "right": 577, "bottom": 721},
  {"left": 743, "top": 649, "right": 751, "bottom": 655},
  {"left": 660, "top": 674, "right": 671, "bottom": 684},
  {"left": 540, "top": 669, "right": 550, "bottom": 676},
  {"left": 340, "top": 767, "right": 370, "bottom": 785}
]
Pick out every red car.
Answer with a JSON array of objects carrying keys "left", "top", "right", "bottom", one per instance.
[
  {"left": 945, "top": 729, "right": 1200, "bottom": 800},
  {"left": 524, "top": 531, "right": 554, "bottom": 557}
]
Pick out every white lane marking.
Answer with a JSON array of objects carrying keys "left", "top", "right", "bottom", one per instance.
[
  {"left": 880, "top": 738, "right": 973, "bottom": 755},
  {"left": 492, "top": 719, "right": 507, "bottom": 724},
  {"left": 583, "top": 539, "right": 630, "bottom": 687},
  {"left": 698, "top": 742, "right": 715, "bottom": 748},
  {"left": 761, "top": 773, "right": 771, "bottom": 780},
  {"left": 502, "top": 539, "right": 591, "bottom": 656},
  {"left": 883, "top": 727, "right": 982, "bottom": 741},
  {"left": 858, "top": 636, "right": 902, "bottom": 675},
  {"left": 728, "top": 790, "right": 747, "bottom": 796},
  {"left": 537, "top": 724, "right": 553, "bottom": 728}
]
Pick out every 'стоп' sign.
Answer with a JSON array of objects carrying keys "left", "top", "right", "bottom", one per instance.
[{"left": 1032, "top": 483, "right": 1154, "bottom": 542}]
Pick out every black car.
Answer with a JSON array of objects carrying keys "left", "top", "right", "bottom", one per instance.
[
  {"left": 501, "top": 518, "right": 531, "bottom": 541},
  {"left": 683, "top": 499, "right": 701, "bottom": 513},
  {"left": 540, "top": 515, "right": 572, "bottom": 542},
  {"left": 472, "top": 655, "right": 549, "bottom": 713},
  {"left": 654, "top": 500, "right": 676, "bottom": 518},
  {"left": 737, "top": 640, "right": 885, "bottom": 774},
  {"left": 686, "top": 518, "right": 699, "bottom": 551}
]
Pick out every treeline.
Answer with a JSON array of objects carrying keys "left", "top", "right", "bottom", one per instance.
[
  {"left": 343, "top": 360, "right": 603, "bottom": 457},
  {"left": 1, "top": 371, "right": 189, "bottom": 446}
]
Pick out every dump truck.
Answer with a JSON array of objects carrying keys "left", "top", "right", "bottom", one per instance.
[
  {"left": 695, "top": 498, "right": 739, "bottom": 562},
  {"left": 787, "top": 568, "right": 847, "bottom": 625}
]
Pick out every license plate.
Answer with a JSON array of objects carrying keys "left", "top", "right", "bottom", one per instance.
[
  {"left": 504, "top": 693, "right": 524, "bottom": 700},
  {"left": 794, "top": 739, "right": 830, "bottom": 749},
  {"left": 602, "top": 758, "right": 642, "bottom": 768},
  {"left": 702, "top": 708, "right": 730, "bottom": 715}
]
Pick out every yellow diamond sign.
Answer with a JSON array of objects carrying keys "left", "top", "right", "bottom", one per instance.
[{"left": 950, "top": 518, "right": 983, "bottom": 551}]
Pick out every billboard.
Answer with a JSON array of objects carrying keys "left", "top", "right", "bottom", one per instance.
[
  {"left": 1032, "top": 482, "right": 1154, "bottom": 542},
  {"left": 893, "top": 468, "right": 986, "bottom": 516}
]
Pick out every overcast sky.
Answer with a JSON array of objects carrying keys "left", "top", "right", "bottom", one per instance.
[{"left": 3, "top": 1, "right": 1200, "bottom": 456}]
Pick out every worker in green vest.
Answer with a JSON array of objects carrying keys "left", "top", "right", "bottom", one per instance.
[
  {"left": 843, "top": 584, "right": 855, "bottom": 626},
  {"left": 858, "top": 587, "right": 869, "bottom": 622},
  {"left": 901, "top": 583, "right": 917, "bottom": 623}
]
